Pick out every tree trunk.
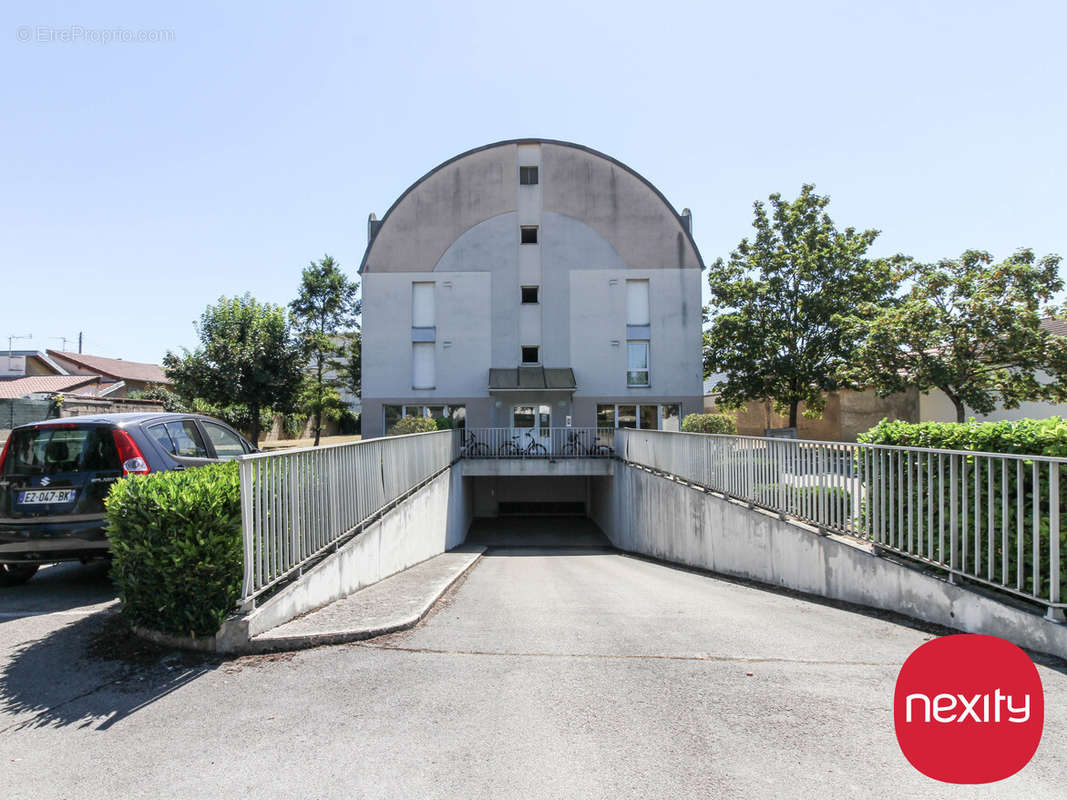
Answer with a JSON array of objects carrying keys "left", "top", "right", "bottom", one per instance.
[
  {"left": 788, "top": 400, "right": 799, "bottom": 429},
  {"left": 953, "top": 398, "right": 966, "bottom": 424},
  {"left": 250, "top": 405, "right": 262, "bottom": 448},
  {"left": 313, "top": 354, "right": 324, "bottom": 447}
]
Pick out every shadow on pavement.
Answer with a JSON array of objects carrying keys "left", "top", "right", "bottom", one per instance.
[
  {"left": 0, "top": 610, "right": 221, "bottom": 732},
  {"left": 0, "top": 561, "right": 116, "bottom": 619}
]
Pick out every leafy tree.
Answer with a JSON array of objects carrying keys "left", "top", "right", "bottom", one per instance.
[
  {"left": 705, "top": 185, "right": 900, "bottom": 427},
  {"left": 289, "top": 255, "right": 360, "bottom": 446},
  {"left": 164, "top": 294, "right": 303, "bottom": 445},
  {"left": 841, "top": 249, "right": 1067, "bottom": 422},
  {"left": 135, "top": 385, "right": 189, "bottom": 413},
  {"left": 296, "top": 378, "right": 347, "bottom": 433},
  {"left": 333, "top": 330, "right": 362, "bottom": 401}
]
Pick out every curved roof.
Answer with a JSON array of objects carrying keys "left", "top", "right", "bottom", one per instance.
[{"left": 359, "top": 138, "right": 703, "bottom": 273}]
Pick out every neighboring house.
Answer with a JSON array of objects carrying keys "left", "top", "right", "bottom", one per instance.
[
  {"left": 919, "top": 318, "right": 1067, "bottom": 423},
  {"left": 359, "top": 139, "right": 704, "bottom": 439},
  {"left": 45, "top": 350, "right": 170, "bottom": 397},
  {"left": 325, "top": 333, "right": 361, "bottom": 415},
  {"left": 0, "top": 350, "right": 74, "bottom": 379},
  {"left": 0, "top": 375, "right": 105, "bottom": 399},
  {"left": 0, "top": 358, "right": 166, "bottom": 443}
]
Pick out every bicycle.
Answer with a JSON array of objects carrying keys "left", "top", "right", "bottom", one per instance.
[
  {"left": 498, "top": 430, "right": 548, "bottom": 458},
  {"left": 461, "top": 430, "right": 491, "bottom": 457},
  {"left": 561, "top": 429, "right": 613, "bottom": 458}
]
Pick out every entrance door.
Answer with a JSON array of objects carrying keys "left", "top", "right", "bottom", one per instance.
[{"left": 511, "top": 405, "right": 551, "bottom": 454}]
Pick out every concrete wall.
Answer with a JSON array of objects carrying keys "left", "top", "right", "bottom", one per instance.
[
  {"left": 920, "top": 379, "right": 1067, "bottom": 423},
  {"left": 592, "top": 462, "right": 1067, "bottom": 659},
  {"left": 707, "top": 387, "right": 919, "bottom": 442},
  {"left": 233, "top": 466, "right": 473, "bottom": 641}
]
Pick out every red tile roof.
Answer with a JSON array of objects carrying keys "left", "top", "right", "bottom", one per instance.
[
  {"left": 46, "top": 350, "right": 169, "bottom": 384},
  {"left": 0, "top": 375, "right": 102, "bottom": 399}
]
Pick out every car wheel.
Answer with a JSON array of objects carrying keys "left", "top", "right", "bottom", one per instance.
[{"left": 0, "top": 564, "right": 39, "bottom": 586}]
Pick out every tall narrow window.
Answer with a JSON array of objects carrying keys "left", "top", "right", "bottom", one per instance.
[
  {"left": 412, "top": 282, "right": 435, "bottom": 328},
  {"left": 627, "top": 341, "right": 649, "bottom": 386},
  {"left": 519, "top": 166, "right": 539, "bottom": 185},
  {"left": 626, "top": 279, "right": 650, "bottom": 326},
  {"left": 413, "top": 342, "right": 435, "bottom": 388}
]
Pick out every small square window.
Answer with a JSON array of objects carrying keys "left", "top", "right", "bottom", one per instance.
[
  {"left": 521, "top": 286, "right": 539, "bottom": 304},
  {"left": 520, "top": 226, "right": 538, "bottom": 244},
  {"left": 519, "top": 166, "right": 539, "bottom": 185},
  {"left": 521, "top": 346, "right": 539, "bottom": 364}
]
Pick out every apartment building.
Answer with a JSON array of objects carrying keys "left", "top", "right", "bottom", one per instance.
[{"left": 360, "top": 139, "right": 703, "bottom": 440}]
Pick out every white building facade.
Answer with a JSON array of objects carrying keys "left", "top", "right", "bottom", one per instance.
[{"left": 359, "top": 140, "right": 704, "bottom": 440}]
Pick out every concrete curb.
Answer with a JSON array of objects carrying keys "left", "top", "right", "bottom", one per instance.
[
  {"left": 129, "top": 547, "right": 485, "bottom": 656},
  {"left": 130, "top": 625, "right": 222, "bottom": 653},
  {"left": 241, "top": 546, "right": 485, "bottom": 654}
]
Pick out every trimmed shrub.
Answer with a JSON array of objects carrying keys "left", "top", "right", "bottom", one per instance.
[
  {"left": 681, "top": 413, "right": 738, "bottom": 435},
  {"left": 857, "top": 417, "right": 1067, "bottom": 603},
  {"left": 857, "top": 417, "right": 1067, "bottom": 457},
  {"left": 388, "top": 416, "right": 438, "bottom": 436},
  {"left": 106, "top": 461, "right": 242, "bottom": 638}
]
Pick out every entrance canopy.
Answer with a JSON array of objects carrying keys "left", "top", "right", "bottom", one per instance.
[{"left": 488, "top": 367, "right": 576, "bottom": 393}]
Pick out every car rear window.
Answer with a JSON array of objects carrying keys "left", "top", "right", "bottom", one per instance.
[
  {"left": 147, "top": 420, "right": 210, "bottom": 458},
  {"left": 3, "top": 425, "right": 120, "bottom": 475},
  {"left": 201, "top": 422, "right": 247, "bottom": 459}
]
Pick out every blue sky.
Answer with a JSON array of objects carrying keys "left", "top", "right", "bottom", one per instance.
[{"left": 2, "top": 1, "right": 1065, "bottom": 364}]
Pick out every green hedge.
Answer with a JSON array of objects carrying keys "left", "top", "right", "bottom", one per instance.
[
  {"left": 857, "top": 417, "right": 1067, "bottom": 457},
  {"left": 106, "top": 461, "right": 242, "bottom": 638},
  {"left": 388, "top": 416, "right": 438, "bottom": 436},
  {"left": 857, "top": 418, "right": 1067, "bottom": 603},
  {"left": 681, "top": 413, "right": 738, "bottom": 435}
]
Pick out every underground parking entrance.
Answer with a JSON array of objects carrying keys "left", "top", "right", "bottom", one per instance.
[{"left": 466, "top": 474, "right": 613, "bottom": 549}]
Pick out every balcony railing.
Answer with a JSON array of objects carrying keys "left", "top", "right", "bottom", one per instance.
[{"left": 461, "top": 427, "right": 616, "bottom": 458}]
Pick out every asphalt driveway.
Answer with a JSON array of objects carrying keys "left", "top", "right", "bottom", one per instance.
[{"left": 1, "top": 545, "right": 1065, "bottom": 799}]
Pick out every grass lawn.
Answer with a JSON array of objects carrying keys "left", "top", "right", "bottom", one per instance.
[{"left": 257, "top": 434, "right": 363, "bottom": 451}]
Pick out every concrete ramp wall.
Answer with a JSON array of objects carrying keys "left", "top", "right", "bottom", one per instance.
[
  {"left": 591, "top": 462, "right": 1067, "bottom": 660},
  {"left": 224, "top": 466, "right": 473, "bottom": 644}
]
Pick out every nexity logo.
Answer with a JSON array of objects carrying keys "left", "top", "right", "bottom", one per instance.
[{"left": 894, "top": 634, "right": 1044, "bottom": 784}]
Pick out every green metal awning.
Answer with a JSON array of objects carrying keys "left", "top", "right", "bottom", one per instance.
[{"left": 488, "top": 367, "right": 577, "bottom": 391}]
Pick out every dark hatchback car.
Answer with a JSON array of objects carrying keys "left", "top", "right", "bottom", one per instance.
[{"left": 0, "top": 413, "right": 256, "bottom": 585}]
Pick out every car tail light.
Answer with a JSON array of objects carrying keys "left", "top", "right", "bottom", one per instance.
[
  {"left": 112, "top": 429, "right": 150, "bottom": 476},
  {"left": 0, "top": 436, "right": 10, "bottom": 475}
]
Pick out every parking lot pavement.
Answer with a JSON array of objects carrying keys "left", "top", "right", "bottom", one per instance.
[
  {"left": 1, "top": 548, "right": 1065, "bottom": 799},
  {"left": 0, "top": 561, "right": 116, "bottom": 619}
]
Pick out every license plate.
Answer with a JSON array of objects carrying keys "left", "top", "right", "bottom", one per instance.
[{"left": 17, "top": 489, "right": 77, "bottom": 505}]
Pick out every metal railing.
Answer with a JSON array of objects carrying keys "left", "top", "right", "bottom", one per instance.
[
  {"left": 461, "top": 427, "right": 615, "bottom": 458},
  {"left": 237, "top": 429, "right": 460, "bottom": 607},
  {"left": 620, "top": 428, "right": 1066, "bottom": 619}
]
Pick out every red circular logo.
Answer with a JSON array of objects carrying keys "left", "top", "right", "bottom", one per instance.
[{"left": 894, "top": 634, "right": 1044, "bottom": 784}]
